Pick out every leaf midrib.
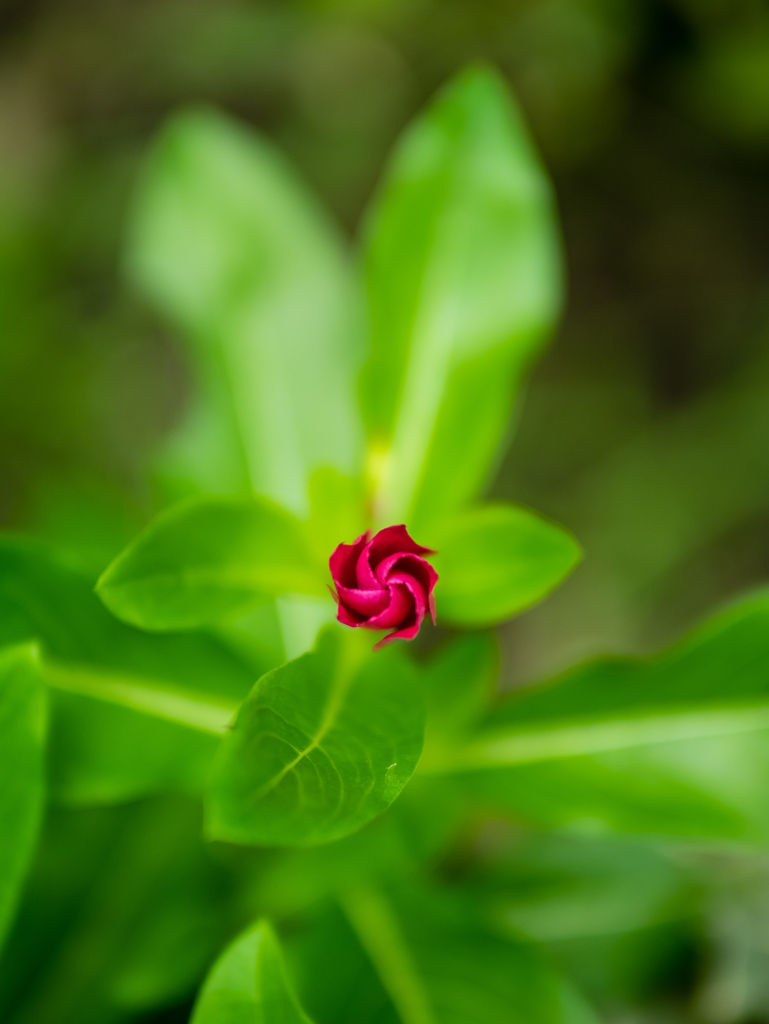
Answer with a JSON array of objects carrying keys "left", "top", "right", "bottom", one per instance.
[
  {"left": 44, "top": 662, "right": 238, "bottom": 735},
  {"left": 423, "top": 699, "right": 769, "bottom": 773},
  {"left": 245, "top": 643, "right": 359, "bottom": 804}
]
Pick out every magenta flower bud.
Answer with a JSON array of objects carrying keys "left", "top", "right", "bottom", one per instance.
[{"left": 329, "top": 525, "right": 439, "bottom": 650}]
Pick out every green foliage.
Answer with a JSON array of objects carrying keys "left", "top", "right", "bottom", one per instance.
[
  {"left": 126, "top": 107, "right": 364, "bottom": 510},
  {"left": 208, "top": 629, "right": 425, "bottom": 846},
  {"left": 425, "top": 590, "right": 769, "bottom": 839},
  {"left": 360, "top": 65, "right": 562, "bottom": 531},
  {"left": 0, "top": 537, "right": 258, "bottom": 803},
  {"left": 97, "top": 495, "right": 326, "bottom": 630},
  {"left": 0, "top": 645, "right": 46, "bottom": 950},
  {"left": 3, "top": 48, "right": 763, "bottom": 1024},
  {"left": 291, "top": 883, "right": 595, "bottom": 1024},
  {"left": 191, "top": 919, "right": 312, "bottom": 1024},
  {"left": 431, "top": 504, "right": 581, "bottom": 626}
]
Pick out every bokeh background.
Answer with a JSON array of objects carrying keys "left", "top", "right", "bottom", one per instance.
[{"left": 3, "top": 2, "right": 769, "bottom": 1020}]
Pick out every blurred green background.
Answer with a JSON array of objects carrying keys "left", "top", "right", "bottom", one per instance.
[
  {"left": 6, "top": 0, "right": 769, "bottom": 682},
  {"left": 4, "top": 2, "right": 769, "bottom": 1020}
]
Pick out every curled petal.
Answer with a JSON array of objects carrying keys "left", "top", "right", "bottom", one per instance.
[
  {"left": 329, "top": 531, "right": 370, "bottom": 589},
  {"left": 366, "top": 583, "right": 414, "bottom": 631},
  {"left": 335, "top": 584, "right": 390, "bottom": 619},
  {"left": 329, "top": 523, "right": 438, "bottom": 650}
]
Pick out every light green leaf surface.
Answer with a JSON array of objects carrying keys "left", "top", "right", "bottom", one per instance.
[
  {"left": 292, "top": 883, "right": 596, "bottom": 1024},
  {"left": 191, "top": 919, "right": 313, "bottom": 1024},
  {"left": 0, "top": 644, "right": 47, "bottom": 950},
  {"left": 207, "top": 628, "right": 425, "bottom": 846},
  {"left": 97, "top": 495, "right": 326, "bottom": 631},
  {"left": 425, "top": 589, "right": 769, "bottom": 840},
  {"left": 127, "top": 107, "right": 364, "bottom": 513},
  {"left": 361, "top": 65, "right": 562, "bottom": 531},
  {"left": 431, "top": 504, "right": 581, "bottom": 626},
  {"left": 0, "top": 537, "right": 261, "bottom": 803}
]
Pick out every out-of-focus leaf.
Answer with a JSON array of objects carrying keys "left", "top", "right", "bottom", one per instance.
[
  {"left": 431, "top": 504, "right": 581, "bottom": 627},
  {"left": 424, "top": 590, "right": 769, "bottom": 840},
  {"left": 191, "top": 919, "right": 313, "bottom": 1024},
  {"left": 0, "top": 644, "right": 46, "bottom": 950},
  {"left": 304, "top": 468, "right": 369, "bottom": 569},
  {"left": 469, "top": 831, "right": 699, "bottom": 943},
  {"left": 361, "top": 64, "right": 562, "bottom": 532},
  {"left": 127, "top": 107, "right": 364, "bottom": 513},
  {"left": 0, "top": 797, "right": 238, "bottom": 1024},
  {"left": 0, "top": 537, "right": 264, "bottom": 803},
  {"left": 292, "top": 883, "right": 596, "bottom": 1024},
  {"left": 207, "top": 628, "right": 425, "bottom": 846},
  {"left": 97, "top": 495, "right": 326, "bottom": 631}
]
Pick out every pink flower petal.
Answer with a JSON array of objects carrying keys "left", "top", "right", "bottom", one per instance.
[
  {"left": 375, "top": 552, "right": 438, "bottom": 594},
  {"left": 366, "top": 582, "right": 414, "bottom": 630},
  {"left": 329, "top": 531, "right": 370, "bottom": 589},
  {"left": 367, "top": 525, "right": 435, "bottom": 565},
  {"left": 336, "top": 583, "right": 390, "bottom": 618}
]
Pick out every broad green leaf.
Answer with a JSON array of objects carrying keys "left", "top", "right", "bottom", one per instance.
[
  {"left": 0, "top": 644, "right": 46, "bottom": 949},
  {"left": 191, "top": 919, "right": 313, "bottom": 1024},
  {"left": 0, "top": 537, "right": 262, "bottom": 803},
  {"left": 207, "top": 628, "right": 425, "bottom": 846},
  {"left": 469, "top": 832, "right": 699, "bottom": 943},
  {"left": 419, "top": 633, "right": 498, "bottom": 780},
  {"left": 127, "top": 106, "right": 364, "bottom": 514},
  {"left": 423, "top": 589, "right": 769, "bottom": 840},
  {"left": 361, "top": 65, "right": 562, "bottom": 531},
  {"left": 97, "top": 495, "right": 326, "bottom": 631},
  {"left": 431, "top": 504, "right": 581, "bottom": 627},
  {"left": 291, "top": 883, "right": 596, "bottom": 1024},
  {"left": 2, "top": 797, "right": 238, "bottom": 1024},
  {"left": 304, "top": 468, "right": 369, "bottom": 569}
]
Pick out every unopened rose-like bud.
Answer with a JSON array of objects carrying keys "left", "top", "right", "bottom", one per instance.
[{"left": 329, "top": 525, "right": 438, "bottom": 650}]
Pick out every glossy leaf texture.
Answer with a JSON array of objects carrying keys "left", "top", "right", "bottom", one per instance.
[
  {"left": 291, "top": 883, "right": 596, "bottom": 1024},
  {"left": 191, "top": 919, "right": 313, "bottom": 1024},
  {"left": 361, "top": 64, "right": 562, "bottom": 532},
  {"left": 424, "top": 589, "right": 769, "bottom": 840},
  {"left": 207, "top": 628, "right": 425, "bottom": 846},
  {"left": 97, "top": 495, "right": 326, "bottom": 631},
  {"left": 431, "top": 504, "right": 581, "bottom": 627},
  {"left": 0, "top": 537, "right": 263, "bottom": 804},
  {"left": 0, "top": 644, "right": 47, "bottom": 950},
  {"left": 127, "top": 106, "right": 364, "bottom": 513}
]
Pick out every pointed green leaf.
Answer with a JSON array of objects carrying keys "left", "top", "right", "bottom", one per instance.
[
  {"left": 361, "top": 65, "right": 562, "bottom": 531},
  {"left": 0, "top": 538, "right": 262, "bottom": 804},
  {"left": 127, "top": 107, "right": 364, "bottom": 513},
  {"left": 424, "top": 589, "right": 769, "bottom": 840},
  {"left": 191, "top": 919, "right": 313, "bottom": 1024},
  {"left": 431, "top": 504, "right": 581, "bottom": 627},
  {"left": 292, "top": 883, "right": 596, "bottom": 1024},
  {"left": 97, "top": 495, "right": 326, "bottom": 631},
  {"left": 207, "top": 628, "right": 425, "bottom": 846},
  {"left": 0, "top": 644, "right": 47, "bottom": 949}
]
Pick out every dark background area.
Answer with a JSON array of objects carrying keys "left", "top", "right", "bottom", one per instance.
[{"left": 2, "top": 0, "right": 769, "bottom": 678}]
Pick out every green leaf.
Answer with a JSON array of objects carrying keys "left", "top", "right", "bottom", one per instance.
[
  {"left": 2, "top": 797, "right": 237, "bottom": 1024},
  {"left": 469, "top": 831, "right": 699, "bottom": 944},
  {"left": 97, "top": 495, "right": 326, "bottom": 631},
  {"left": 361, "top": 64, "right": 562, "bottom": 532},
  {"left": 207, "top": 628, "right": 425, "bottom": 846},
  {"left": 0, "top": 644, "right": 46, "bottom": 950},
  {"left": 127, "top": 106, "right": 364, "bottom": 513},
  {"left": 191, "top": 919, "right": 313, "bottom": 1024},
  {"left": 423, "top": 589, "right": 769, "bottom": 840},
  {"left": 431, "top": 504, "right": 581, "bottom": 627},
  {"left": 0, "top": 537, "right": 262, "bottom": 803},
  {"left": 291, "top": 883, "right": 596, "bottom": 1024}
]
